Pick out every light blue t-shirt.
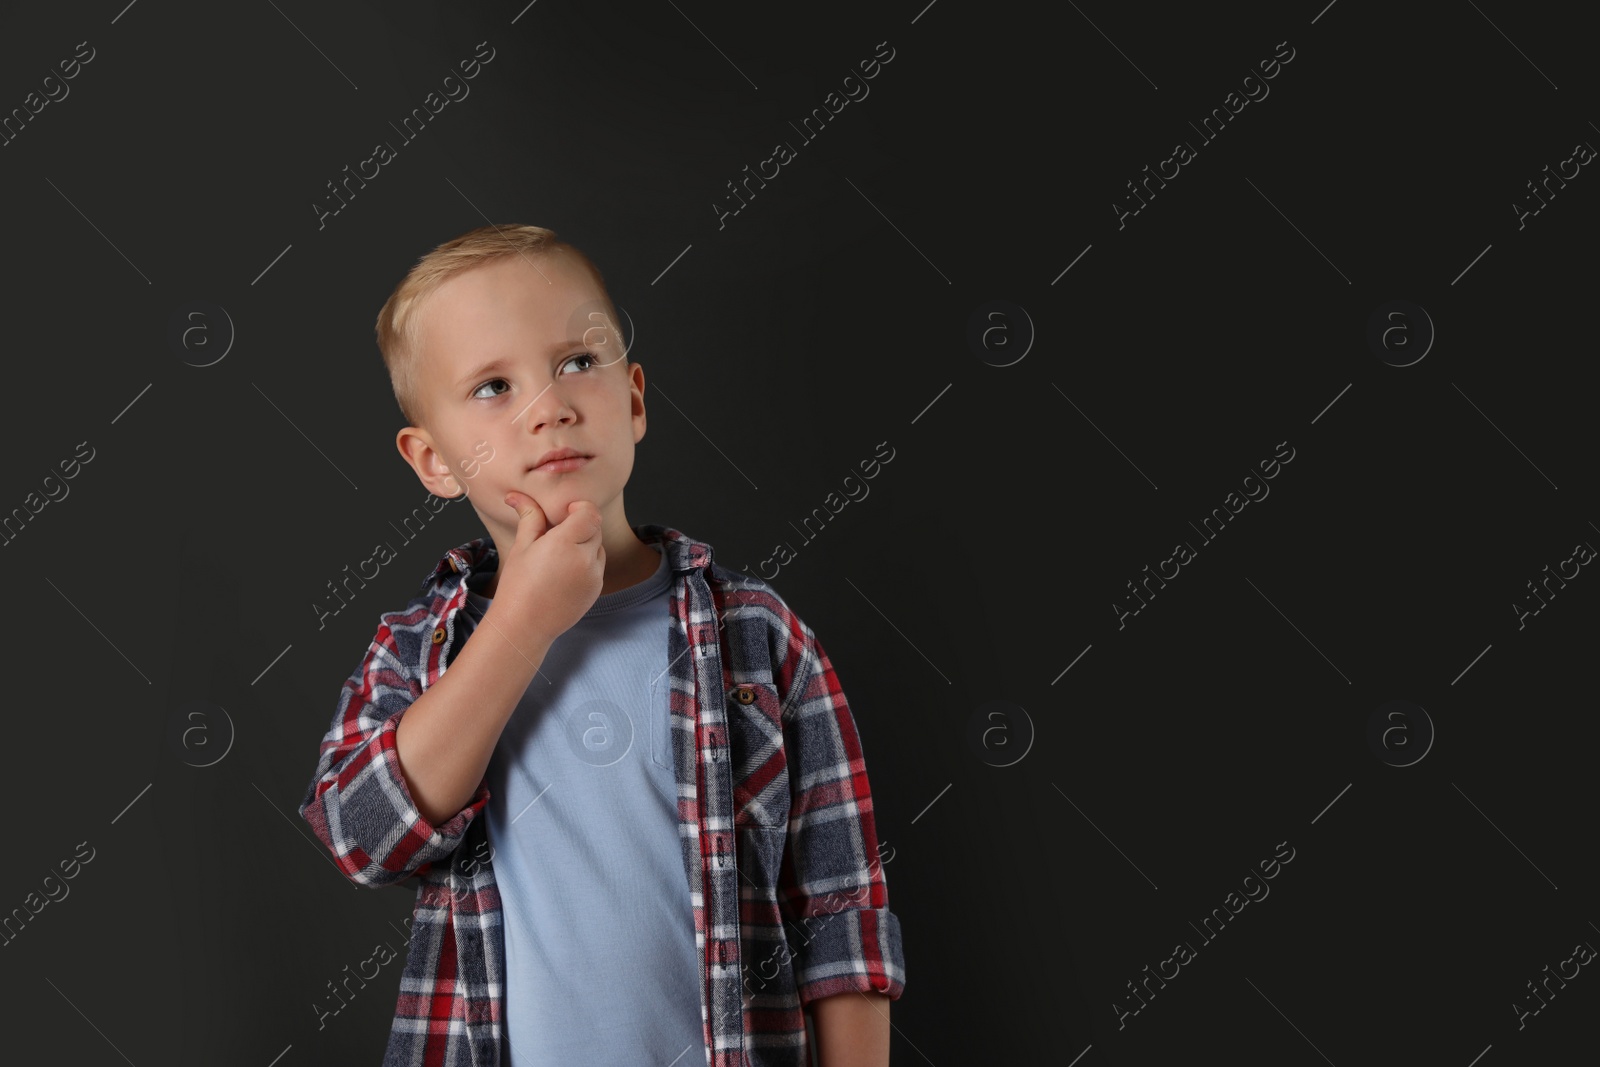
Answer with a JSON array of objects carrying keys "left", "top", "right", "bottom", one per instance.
[{"left": 459, "top": 545, "right": 707, "bottom": 1067}]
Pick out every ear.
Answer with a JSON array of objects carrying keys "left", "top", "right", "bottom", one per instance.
[
  {"left": 396, "top": 424, "right": 464, "bottom": 497},
  {"left": 629, "top": 361, "right": 647, "bottom": 443}
]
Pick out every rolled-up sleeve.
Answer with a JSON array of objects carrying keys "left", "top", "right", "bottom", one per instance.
[
  {"left": 298, "top": 625, "right": 490, "bottom": 889},
  {"left": 775, "top": 617, "right": 906, "bottom": 1006}
]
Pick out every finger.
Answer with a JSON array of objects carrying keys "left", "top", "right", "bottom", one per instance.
[
  {"left": 505, "top": 490, "right": 549, "bottom": 540},
  {"left": 575, "top": 502, "right": 605, "bottom": 542}
]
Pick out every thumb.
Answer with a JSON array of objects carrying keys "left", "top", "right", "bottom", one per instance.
[{"left": 504, "top": 490, "right": 549, "bottom": 539}]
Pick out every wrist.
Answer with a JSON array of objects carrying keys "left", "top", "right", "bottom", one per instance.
[{"left": 477, "top": 599, "right": 556, "bottom": 663}]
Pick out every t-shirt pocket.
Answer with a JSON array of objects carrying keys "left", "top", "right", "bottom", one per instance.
[{"left": 651, "top": 682, "right": 675, "bottom": 770}]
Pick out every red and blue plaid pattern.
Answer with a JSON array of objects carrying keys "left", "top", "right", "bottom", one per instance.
[{"left": 299, "top": 523, "right": 905, "bottom": 1066}]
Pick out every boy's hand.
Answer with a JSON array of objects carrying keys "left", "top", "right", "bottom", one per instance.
[{"left": 493, "top": 492, "right": 606, "bottom": 648}]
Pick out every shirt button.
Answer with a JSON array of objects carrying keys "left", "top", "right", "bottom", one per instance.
[
  {"left": 432, "top": 626, "right": 446, "bottom": 645},
  {"left": 731, "top": 686, "right": 757, "bottom": 705}
]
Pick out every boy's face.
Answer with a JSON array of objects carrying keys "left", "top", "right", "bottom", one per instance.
[{"left": 395, "top": 252, "right": 645, "bottom": 552}]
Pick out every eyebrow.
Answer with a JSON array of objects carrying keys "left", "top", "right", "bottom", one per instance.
[{"left": 453, "top": 342, "right": 591, "bottom": 388}]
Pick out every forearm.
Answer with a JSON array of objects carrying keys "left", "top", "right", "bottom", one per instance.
[
  {"left": 811, "top": 991, "right": 891, "bottom": 1067},
  {"left": 394, "top": 604, "right": 549, "bottom": 825}
]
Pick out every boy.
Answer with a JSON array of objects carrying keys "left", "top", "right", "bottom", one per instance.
[{"left": 298, "top": 224, "right": 905, "bottom": 1066}]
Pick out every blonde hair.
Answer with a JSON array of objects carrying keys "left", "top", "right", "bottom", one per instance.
[{"left": 375, "top": 224, "right": 624, "bottom": 428}]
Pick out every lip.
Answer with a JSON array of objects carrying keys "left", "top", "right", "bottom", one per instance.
[{"left": 531, "top": 447, "right": 592, "bottom": 473}]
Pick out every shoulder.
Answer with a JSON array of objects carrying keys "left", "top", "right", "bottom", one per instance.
[
  {"left": 704, "top": 562, "right": 819, "bottom": 696},
  {"left": 706, "top": 562, "right": 809, "bottom": 634},
  {"left": 375, "top": 538, "right": 481, "bottom": 643},
  {"left": 361, "top": 580, "right": 456, "bottom": 670}
]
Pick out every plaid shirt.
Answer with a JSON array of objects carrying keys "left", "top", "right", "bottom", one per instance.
[{"left": 299, "top": 523, "right": 905, "bottom": 1066}]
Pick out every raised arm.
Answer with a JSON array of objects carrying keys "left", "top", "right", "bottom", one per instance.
[{"left": 297, "top": 611, "right": 539, "bottom": 888}]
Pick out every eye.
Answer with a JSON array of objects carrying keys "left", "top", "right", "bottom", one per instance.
[
  {"left": 471, "top": 378, "right": 510, "bottom": 400},
  {"left": 559, "top": 352, "right": 599, "bottom": 375}
]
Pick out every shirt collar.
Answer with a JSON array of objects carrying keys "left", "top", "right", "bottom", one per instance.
[{"left": 422, "top": 522, "right": 714, "bottom": 593}]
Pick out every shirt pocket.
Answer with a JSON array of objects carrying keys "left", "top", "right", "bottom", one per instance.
[
  {"left": 650, "top": 680, "right": 674, "bottom": 770},
  {"left": 725, "top": 681, "right": 790, "bottom": 829}
]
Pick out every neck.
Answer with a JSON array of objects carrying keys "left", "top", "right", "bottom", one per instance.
[{"left": 598, "top": 527, "right": 661, "bottom": 595}]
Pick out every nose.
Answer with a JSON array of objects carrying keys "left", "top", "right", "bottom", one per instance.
[{"left": 510, "top": 376, "right": 576, "bottom": 433}]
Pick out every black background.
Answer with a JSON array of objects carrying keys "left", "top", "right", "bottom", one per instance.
[{"left": 1, "top": 1, "right": 1594, "bottom": 1064}]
